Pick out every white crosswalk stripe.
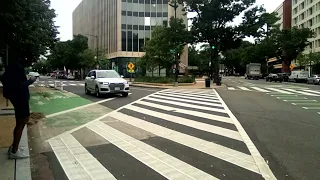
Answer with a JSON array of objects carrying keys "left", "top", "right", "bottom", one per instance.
[
  {"left": 226, "top": 86, "right": 320, "bottom": 96},
  {"left": 48, "top": 89, "right": 275, "bottom": 179}
]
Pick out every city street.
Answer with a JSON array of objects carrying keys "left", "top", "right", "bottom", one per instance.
[{"left": 25, "top": 77, "right": 320, "bottom": 180}]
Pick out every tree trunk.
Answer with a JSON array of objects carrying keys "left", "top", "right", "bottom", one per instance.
[{"left": 282, "top": 56, "right": 291, "bottom": 73}]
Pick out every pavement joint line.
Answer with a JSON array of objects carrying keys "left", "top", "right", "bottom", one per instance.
[
  {"left": 212, "top": 89, "right": 276, "bottom": 180},
  {"left": 47, "top": 89, "right": 166, "bottom": 141}
]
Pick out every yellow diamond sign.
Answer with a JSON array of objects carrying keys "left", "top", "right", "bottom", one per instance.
[
  {"left": 128, "top": 62, "right": 135, "bottom": 70},
  {"left": 290, "top": 64, "right": 294, "bottom": 70}
]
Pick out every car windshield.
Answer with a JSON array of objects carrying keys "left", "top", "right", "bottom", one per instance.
[{"left": 96, "top": 71, "right": 120, "bottom": 78}]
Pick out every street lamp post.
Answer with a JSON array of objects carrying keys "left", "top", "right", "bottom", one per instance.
[
  {"left": 85, "top": 34, "right": 99, "bottom": 67},
  {"left": 169, "top": 0, "right": 179, "bottom": 87}
]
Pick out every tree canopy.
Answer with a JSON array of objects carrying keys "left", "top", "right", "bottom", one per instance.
[{"left": 0, "top": 0, "right": 58, "bottom": 64}]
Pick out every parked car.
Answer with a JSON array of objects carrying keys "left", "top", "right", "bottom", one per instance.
[
  {"left": 288, "top": 71, "right": 308, "bottom": 83},
  {"left": 28, "top": 72, "right": 40, "bottom": 79},
  {"left": 85, "top": 70, "right": 129, "bottom": 97},
  {"left": 277, "top": 73, "right": 290, "bottom": 82},
  {"left": 266, "top": 73, "right": 282, "bottom": 82},
  {"left": 307, "top": 74, "right": 320, "bottom": 84},
  {"left": 67, "top": 75, "right": 75, "bottom": 80}
]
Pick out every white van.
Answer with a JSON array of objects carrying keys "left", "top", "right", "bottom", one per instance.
[{"left": 288, "top": 71, "right": 308, "bottom": 83}]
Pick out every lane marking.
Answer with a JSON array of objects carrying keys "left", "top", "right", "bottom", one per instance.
[
  {"left": 266, "top": 88, "right": 294, "bottom": 94},
  {"left": 144, "top": 96, "right": 225, "bottom": 113},
  {"left": 301, "top": 107, "right": 320, "bottom": 110},
  {"left": 212, "top": 89, "right": 276, "bottom": 179},
  {"left": 227, "top": 87, "right": 236, "bottom": 90},
  {"left": 159, "top": 91, "right": 219, "bottom": 99},
  {"left": 284, "top": 100, "right": 317, "bottom": 102},
  {"left": 48, "top": 89, "right": 168, "bottom": 141},
  {"left": 301, "top": 89, "right": 320, "bottom": 95},
  {"left": 283, "top": 89, "right": 320, "bottom": 96},
  {"left": 276, "top": 97, "right": 307, "bottom": 100},
  {"left": 251, "top": 87, "right": 270, "bottom": 92},
  {"left": 155, "top": 92, "right": 221, "bottom": 103},
  {"left": 271, "top": 95, "right": 297, "bottom": 97},
  {"left": 318, "top": 112, "right": 320, "bottom": 114},
  {"left": 289, "top": 103, "right": 320, "bottom": 106},
  {"left": 238, "top": 86, "right": 251, "bottom": 91},
  {"left": 88, "top": 121, "right": 218, "bottom": 180},
  {"left": 108, "top": 112, "right": 260, "bottom": 174},
  {"left": 126, "top": 105, "right": 242, "bottom": 141},
  {"left": 49, "top": 134, "right": 116, "bottom": 180},
  {"left": 149, "top": 94, "right": 222, "bottom": 106},
  {"left": 136, "top": 100, "right": 232, "bottom": 124}
]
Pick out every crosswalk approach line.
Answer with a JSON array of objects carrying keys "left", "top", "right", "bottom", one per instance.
[{"left": 87, "top": 121, "right": 218, "bottom": 180}]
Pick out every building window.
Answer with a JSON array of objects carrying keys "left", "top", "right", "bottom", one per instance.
[
  {"left": 127, "top": 31, "right": 133, "bottom": 51},
  {"left": 294, "top": 17, "right": 298, "bottom": 25},
  {"left": 309, "top": 19, "right": 313, "bottom": 27},
  {"left": 133, "top": 31, "right": 139, "bottom": 52},
  {"left": 294, "top": 8, "right": 298, "bottom": 15},
  {"left": 122, "top": 31, "right": 126, "bottom": 51},
  {"left": 301, "top": 13, "right": 305, "bottom": 20},
  {"left": 309, "top": 7, "right": 313, "bottom": 15},
  {"left": 301, "top": 2, "right": 305, "bottom": 9}
]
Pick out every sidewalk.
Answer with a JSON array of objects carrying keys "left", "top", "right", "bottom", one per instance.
[{"left": 0, "top": 89, "right": 31, "bottom": 180}]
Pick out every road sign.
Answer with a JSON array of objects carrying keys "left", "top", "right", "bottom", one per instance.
[
  {"left": 127, "top": 62, "right": 135, "bottom": 70},
  {"left": 290, "top": 64, "right": 294, "bottom": 70},
  {"left": 127, "top": 69, "right": 135, "bottom": 73},
  {"left": 170, "top": 49, "right": 175, "bottom": 53}
]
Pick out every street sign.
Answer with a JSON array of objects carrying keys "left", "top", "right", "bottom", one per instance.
[
  {"left": 170, "top": 49, "right": 175, "bottom": 53},
  {"left": 290, "top": 64, "right": 294, "bottom": 70},
  {"left": 127, "top": 62, "right": 135, "bottom": 70},
  {"left": 127, "top": 69, "right": 135, "bottom": 73}
]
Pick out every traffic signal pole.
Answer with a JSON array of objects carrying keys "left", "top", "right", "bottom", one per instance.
[{"left": 170, "top": 1, "right": 179, "bottom": 87}]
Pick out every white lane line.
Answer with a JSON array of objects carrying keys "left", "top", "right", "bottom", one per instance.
[
  {"left": 88, "top": 121, "right": 218, "bottom": 180},
  {"left": 48, "top": 89, "right": 168, "bottom": 141},
  {"left": 318, "top": 112, "right": 320, "bottom": 114},
  {"left": 50, "top": 134, "right": 116, "bottom": 180},
  {"left": 163, "top": 89, "right": 216, "bottom": 96},
  {"left": 78, "top": 83, "right": 85, "bottom": 86},
  {"left": 144, "top": 96, "right": 225, "bottom": 113},
  {"left": 46, "top": 98, "right": 117, "bottom": 118},
  {"left": 283, "top": 100, "right": 317, "bottom": 102},
  {"left": 126, "top": 105, "right": 242, "bottom": 141},
  {"left": 266, "top": 88, "right": 294, "bottom": 94},
  {"left": 69, "top": 84, "right": 77, "bottom": 86},
  {"left": 283, "top": 89, "right": 320, "bottom": 96},
  {"left": 49, "top": 84, "right": 54, "bottom": 87},
  {"left": 155, "top": 92, "right": 221, "bottom": 103},
  {"left": 48, "top": 139, "right": 92, "bottom": 179},
  {"left": 227, "top": 87, "right": 236, "bottom": 90},
  {"left": 251, "top": 87, "right": 270, "bottom": 93},
  {"left": 212, "top": 89, "right": 276, "bottom": 179},
  {"left": 108, "top": 112, "right": 259, "bottom": 174},
  {"left": 136, "top": 100, "right": 232, "bottom": 124},
  {"left": 237, "top": 86, "right": 251, "bottom": 91},
  {"left": 302, "top": 107, "right": 320, "bottom": 110},
  {"left": 159, "top": 91, "right": 219, "bottom": 99},
  {"left": 271, "top": 95, "right": 297, "bottom": 97},
  {"left": 302, "top": 89, "right": 320, "bottom": 94}
]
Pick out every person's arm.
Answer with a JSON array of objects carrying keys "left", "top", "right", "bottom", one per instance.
[{"left": 22, "top": 78, "right": 36, "bottom": 86}]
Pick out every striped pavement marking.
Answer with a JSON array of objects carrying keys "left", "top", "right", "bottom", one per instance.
[
  {"left": 238, "top": 86, "right": 251, "bottom": 91},
  {"left": 48, "top": 89, "right": 276, "bottom": 180}
]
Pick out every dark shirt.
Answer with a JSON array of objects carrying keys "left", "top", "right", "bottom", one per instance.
[{"left": 1, "top": 60, "right": 34, "bottom": 101}]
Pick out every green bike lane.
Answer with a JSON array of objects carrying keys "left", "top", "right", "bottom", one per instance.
[
  {"left": 267, "top": 92, "right": 320, "bottom": 114},
  {"left": 28, "top": 89, "right": 114, "bottom": 153}
]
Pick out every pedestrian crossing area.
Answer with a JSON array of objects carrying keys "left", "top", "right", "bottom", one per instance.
[
  {"left": 227, "top": 86, "right": 320, "bottom": 96},
  {"left": 48, "top": 89, "right": 275, "bottom": 180}
]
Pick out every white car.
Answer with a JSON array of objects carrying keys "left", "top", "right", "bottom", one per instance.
[
  {"left": 85, "top": 70, "right": 129, "bottom": 97},
  {"left": 28, "top": 72, "right": 40, "bottom": 78}
]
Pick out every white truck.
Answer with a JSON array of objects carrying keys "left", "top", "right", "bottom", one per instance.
[{"left": 245, "top": 63, "right": 261, "bottom": 80}]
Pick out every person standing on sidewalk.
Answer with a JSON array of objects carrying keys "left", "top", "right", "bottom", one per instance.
[{"left": 1, "top": 55, "right": 36, "bottom": 159}]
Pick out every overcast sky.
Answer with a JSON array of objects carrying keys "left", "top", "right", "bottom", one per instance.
[{"left": 50, "top": 0, "right": 282, "bottom": 41}]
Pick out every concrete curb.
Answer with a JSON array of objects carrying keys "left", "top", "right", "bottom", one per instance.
[{"left": 15, "top": 126, "right": 32, "bottom": 180}]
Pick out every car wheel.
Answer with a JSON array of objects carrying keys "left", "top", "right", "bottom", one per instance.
[
  {"left": 95, "top": 86, "right": 101, "bottom": 97},
  {"left": 85, "top": 85, "right": 90, "bottom": 95},
  {"left": 122, "top": 92, "right": 129, "bottom": 97}
]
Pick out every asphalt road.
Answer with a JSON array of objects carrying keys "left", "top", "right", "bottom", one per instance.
[
  {"left": 31, "top": 77, "right": 320, "bottom": 180},
  {"left": 217, "top": 88, "right": 320, "bottom": 180}
]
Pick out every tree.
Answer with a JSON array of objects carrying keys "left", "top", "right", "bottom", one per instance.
[
  {"left": 179, "top": 0, "right": 274, "bottom": 84},
  {"left": 188, "top": 45, "right": 198, "bottom": 66},
  {"left": 0, "top": 0, "right": 58, "bottom": 64},
  {"left": 142, "top": 17, "right": 190, "bottom": 75},
  {"left": 271, "top": 27, "right": 314, "bottom": 72}
]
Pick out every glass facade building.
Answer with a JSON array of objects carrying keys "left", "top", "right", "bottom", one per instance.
[{"left": 73, "top": 0, "right": 187, "bottom": 77}]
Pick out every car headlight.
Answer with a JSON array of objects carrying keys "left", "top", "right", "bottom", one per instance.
[
  {"left": 123, "top": 81, "right": 128, "bottom": 84},
  {"left": 103, "top": 82, "right": 110, "bottom": 85}
]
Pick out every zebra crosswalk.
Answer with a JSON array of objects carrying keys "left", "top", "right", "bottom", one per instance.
[
  {"left": 48, "top": 89, "right": 275, "bottom": 180},
  {"left": 32, "top": 80, "right": 85, "bottom": 87},
  {"left": 227, "top": 86, "right": 320, "bottom": 96}
]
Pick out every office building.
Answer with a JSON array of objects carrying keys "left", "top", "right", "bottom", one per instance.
[{"left": 73, "top": 0, "right": 188, "bottom": 77}]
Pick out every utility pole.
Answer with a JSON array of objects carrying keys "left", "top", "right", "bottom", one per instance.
[
  {"left": 5, "top": 44, "right": 9, "bottom": 107},
  {"left": 169, "top": 0, "right": 179, "bottom": 87}
]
